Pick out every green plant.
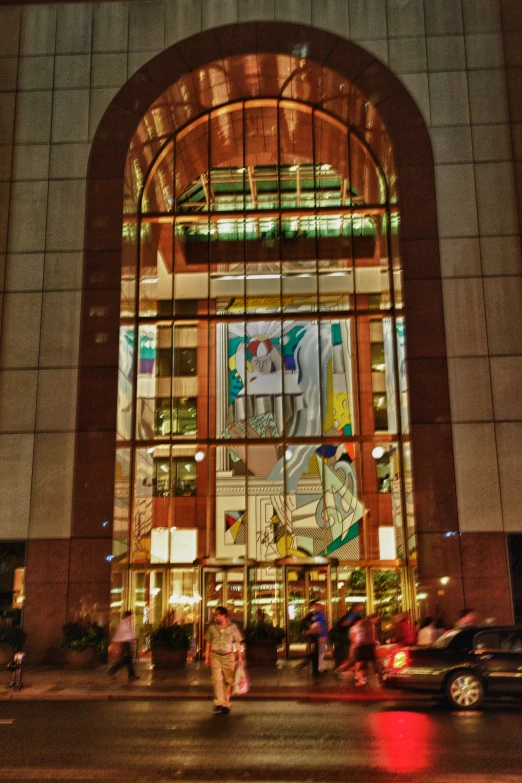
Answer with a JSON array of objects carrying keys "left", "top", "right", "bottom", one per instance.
[
  {"left": 243, "top": 621, "right": 285, "bottom": 647},
  {"left": 149, "top": 611, "right": 192, "bottom": 651},
  {"left": 373, "top": 569, "right": 400, "bottom": 595},
  {"left": 348, "top": 569, "right": 366, "bottom": 592},
  {"left": 61, "top": 620, "right": 106, "bottom": 655},
  {"left": 0, "top": 625, "right": 26, "bottom": 651}
]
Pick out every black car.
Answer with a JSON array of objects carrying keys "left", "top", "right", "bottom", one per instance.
[{"left": 381, "top": 625, "right": 522, "bottom": 710}]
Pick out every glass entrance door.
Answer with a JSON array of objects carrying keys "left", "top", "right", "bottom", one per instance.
[
  {"left": 201, "top": 567, "right": 246, "bottom": 639},
  {"left": 284, "top": 564, "right": 331, "bottom": 658}
]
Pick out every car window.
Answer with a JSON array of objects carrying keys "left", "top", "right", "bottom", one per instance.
[
  {"left": 433, "top": 628, "right": 475, "bottom": 652},
  {"left": 433, "top": 628, "right": 466, "bottom": 650},
  {"left": 433, "top": 629, "right": 460, "bottom": 649},
  {"left": 474, "top": 631, "right": 501, "bottom": 650},
  {"left": 505, "top": 633, "right": 522, "bottom": 652}
]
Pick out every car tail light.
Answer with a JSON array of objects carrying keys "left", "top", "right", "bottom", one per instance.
[{"left": 391, "top": 650, "right": 410, "bottom": 670}]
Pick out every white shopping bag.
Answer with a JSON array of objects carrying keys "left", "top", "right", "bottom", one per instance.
[{"left": 232, "top": 662, "right": 250, "bottom": 695}]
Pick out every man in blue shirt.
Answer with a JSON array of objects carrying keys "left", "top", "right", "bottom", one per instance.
[{"left": 307, "top": 602, "right": 328, "bottom": 678}]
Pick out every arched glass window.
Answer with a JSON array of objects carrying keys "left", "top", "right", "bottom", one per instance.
[{"left": 114, "top": 98, "right": 413, "bottom": 633}]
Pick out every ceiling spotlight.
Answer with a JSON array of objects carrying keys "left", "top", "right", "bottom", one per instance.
[
  {"left": 194, "top": 450, "right": 205, "bottom": 463},
  {"left": 372, "top": 446, "right": 385, "bottom": 459}
]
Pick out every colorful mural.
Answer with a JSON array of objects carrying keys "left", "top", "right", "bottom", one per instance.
[{"left": 218, "top": 316, "right": 364, "bottom": 560}]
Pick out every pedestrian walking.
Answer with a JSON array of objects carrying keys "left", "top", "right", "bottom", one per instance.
[
  {"left": 392, "top": 611, "right": 415, "bottom": 645},
  {"left": 416, "top": 616, "right": 438, "bottom": 646},
  {"left": 349, "top": 615, "right": 377, "bottom": 687},
  {"left": 107, "top": 610, "right": 139, "bottom": 682},
  {"left": 334, "top": 602, "right": 362, "bottom": 675},
  {"left": 455, "top": 608, "right": 479, "bottom": 628},
  {"left": 306, "top": 601, "right": 329, "bottom": 678},
  {"left": 204, "top": 606, "right": 244, "bottom": 714}
]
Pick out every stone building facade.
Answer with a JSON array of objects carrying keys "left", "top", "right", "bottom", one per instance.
[{"left": 0, "top": 0, "right": 521, "bottom": 662}]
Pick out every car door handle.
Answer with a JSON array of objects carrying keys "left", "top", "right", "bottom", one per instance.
[{"left": 479, "top": 654, "right": 493, "bottom": 660}]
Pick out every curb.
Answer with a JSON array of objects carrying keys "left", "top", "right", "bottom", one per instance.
[{"left": 0, "top": 688, "right": 429, "bottom": 703}]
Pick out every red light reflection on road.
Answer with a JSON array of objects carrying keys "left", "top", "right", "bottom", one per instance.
[{"left": 369, "top": 711, "right": 432, "bottom": 774}]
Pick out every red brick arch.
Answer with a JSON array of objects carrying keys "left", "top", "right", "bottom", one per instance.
[{"left": 72, "top": 22, "right": 458, "bottom": 624}]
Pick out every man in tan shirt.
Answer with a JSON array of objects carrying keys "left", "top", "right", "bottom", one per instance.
[{"left": 204, "top": 606, "right": 244, "bottom": 714}]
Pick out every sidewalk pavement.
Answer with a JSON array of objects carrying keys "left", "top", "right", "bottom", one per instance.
[{"left": 1, "top": 659, "right": 428, "bottom": 702}]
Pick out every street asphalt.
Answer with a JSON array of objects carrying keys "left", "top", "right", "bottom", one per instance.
[{"left": 1, "top": 699, "right": 522, "bottom": 782}]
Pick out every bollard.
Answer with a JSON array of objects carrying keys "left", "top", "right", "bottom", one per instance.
[{"left": 7, "top": 651, "right": 25, "bottom": 691}]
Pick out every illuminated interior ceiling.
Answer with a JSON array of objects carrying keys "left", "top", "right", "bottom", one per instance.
[
  {"left": 175, "top": 163, "right": 360, "bottom": 213},
  {"left": 122, "top": 54, "right": 400, "bottom": 313},
  {"left": 124, "top": 52, "right": 396, "bottom": 215}
]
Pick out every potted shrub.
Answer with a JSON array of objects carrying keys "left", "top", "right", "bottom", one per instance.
[
  {"left": 150, "top": 611, "right": 192, "bottom": 669},
  {"left": 0, "top": 625, "right": 26, "bottom": 666},
  {"left": 61, "top": 620, "right": 106, "bottom": 669},
  {"left": 244, "top": 621, "right": 285, "bottom": 666}
]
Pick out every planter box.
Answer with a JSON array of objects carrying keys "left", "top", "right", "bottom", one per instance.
[
  {"left": 151, "top": 647, "right": 187, "bottom": 669},
  {"left": 246, "top": 642, "right": 278, "bottom": 667},
  {"left": 63, "top": 647, "right": 96, "bottom": 669}
]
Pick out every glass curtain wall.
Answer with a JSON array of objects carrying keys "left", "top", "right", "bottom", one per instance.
[{"left": 114, "top": 99, "right": 414, "bottom": 636}]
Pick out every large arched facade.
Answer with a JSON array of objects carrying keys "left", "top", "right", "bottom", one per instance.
[{"left": 75, "top": 23, "right": 458, "bottom": 651}]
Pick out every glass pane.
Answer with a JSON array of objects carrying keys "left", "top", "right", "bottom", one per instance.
[
  {"left": 216, "top": 445, "right": 247, "bottom": 558},
  {"left": 315, "top": 445, "right": 364, "bottom": 560},
  {"left": 287, "top": 567, "right": 307, "bottom": 651},
  {"left": 154, "top": 398, "right": 172, "bottom": 438},
  {"left": 318, "top": 271, "right": 353, "bottom": 311},
  {"left": 244, "top": 264, "right": 282, "bottom": 313},
  {"left": 169, "top": 568, "right": 199, "bottom": 651},
  {"left": 245, "top": 105, "right": 278, "bottom": 207},
  {"left": 110, "top": 569, "right": 125, "bottom": 627},
  {"left": 210, "top": 106, "right": 244, "bottom": 209},
  {"left": 132, "top": 448, "right": 154, "bottom": 564},
  {"left": 173, "top": 457, "right": 196, "bottom": 496},
  {"left": 372, "top": 569, "right": 402, "bottom": 636},
  {"left": 133, "top": 571, "right": 147, "bottom": 634},
  {"left": 139, "top": 222, "right": 173, "bottom": 317},
  {"left": 174, "top": 397, "right": 197, "bottom": 436},
  {"left": 220, "top": 319, "right": 284, "bottom": 441},
  {"left": 403, "top": 442, "right": 416, "bottom": 561},
  {"left": 249, "top": 444, "right": 285, "bottom": 561},
  {"left": 281, "top": 272, "right": 317, "bottom": 313},
  {"left": 321, "top": 320, "right": 355, "bottom": 439},
  {"left": 121, "top": 218, "right": 137, "bottom": 317},
  {"left": 142, "top": 143, "right": 174, "bottom": 213},
  {"left": 175, "top": 119, "right": 209, "bottom": 211},
  {"left": 204, "top": 571, "right": 223, "bottom": 626},
  {"left": 226, "top": 570, "right": 245, "bottom": 628},
  {"left": 248, "top": 567, "right": 284, "bottom": 628},
  {"left": 382, "top": 316, "right": 406, "bottom": 436},
  {"left": 150, "top": 444, "right": 170, "bottom": 527},
  {"left": 117, "top": 326, "right": 134, "bottom": 441},
  {"left": 314, "top": 113, "right": 350, "bottom": 206},
  {"left": 338, "top": 567, "right": 367, "bottom": 615},
  {"left": 149, "top": 570, "right": 165, "bottom": 624},
  {"left": 350, "top": 132, "right": 385, "bottom": 205},
  {"left": 136, "top": 324, "right": 157, "bottom": 441}
]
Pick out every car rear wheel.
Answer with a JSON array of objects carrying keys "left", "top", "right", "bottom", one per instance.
[{"left": 445, "top": 671, "right": 484, "bottom": 710}]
